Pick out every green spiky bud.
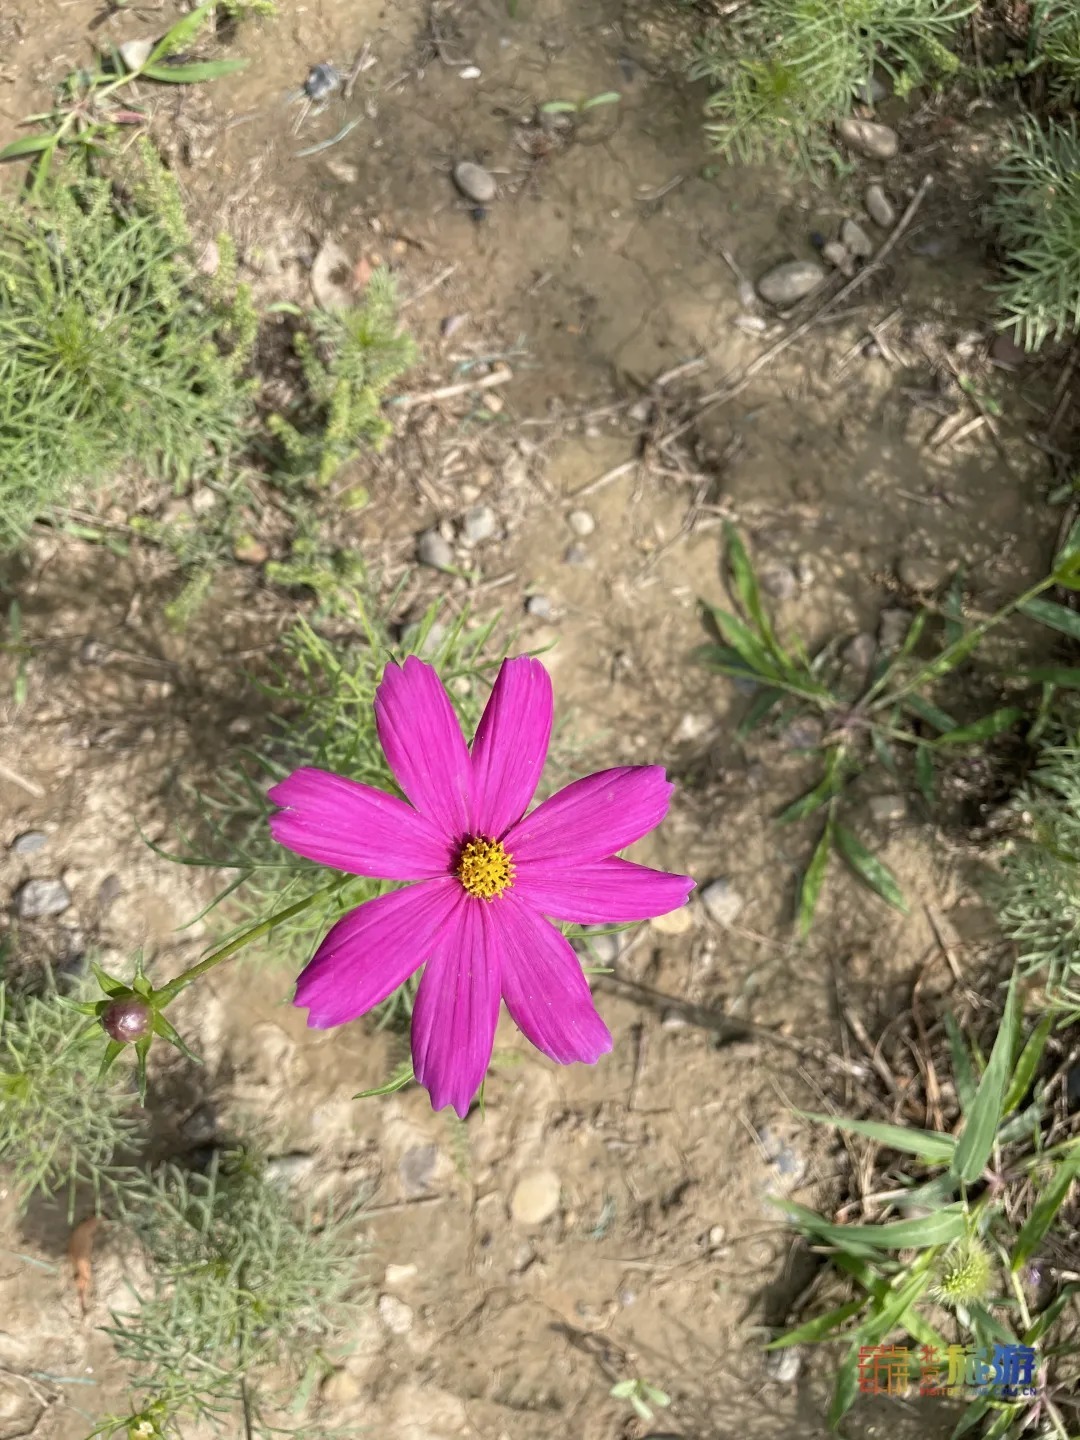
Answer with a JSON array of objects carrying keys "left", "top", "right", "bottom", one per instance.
[{"left": 932, "top": 1238, "right": 994, "bottom": 1308}]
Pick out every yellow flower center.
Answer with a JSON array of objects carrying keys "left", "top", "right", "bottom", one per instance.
[{"left": 456, "top": 837, "right": 514, "bottom": 900}]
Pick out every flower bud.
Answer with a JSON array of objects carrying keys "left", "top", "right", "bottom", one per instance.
[{"left": 102, "top": 998, "right": 153, "bottom": 1044}]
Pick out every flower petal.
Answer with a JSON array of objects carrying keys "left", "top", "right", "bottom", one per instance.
[
  {"left": 411, "top": 899, "right": 501, "bottom": 1117},
  {"left": 269, "top": 767, "right": 453, "bottom": 880},
  {"left": 374, "top": 657, "right": 472, "bottom": 839},
  {"left": 295, "top": 878, "right": 462, "bottom": 1028},
  {"left": 513, "top": 856, "right": 694, "bottom": 923},
  {"left": 498, "top": 896, "right": 612, "bottom": 1065},
  {"left": 505, "top": 766, "right": 674, "bottom": 865},
  {"left": 470, "top": 657, "right": 553, "bottom": 837}
]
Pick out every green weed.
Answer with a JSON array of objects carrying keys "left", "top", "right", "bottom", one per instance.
[
  {"left": 268, "top": 270, "right": 416, "bottom": 486},
  {"left": 991, "top": 117, "right": 1080, "bottom": 350},
  {"left": 690, "top": 0, "right": 974, "bottom": 169},
  {"left": 0, "top": 140, "right": 257, "bottom": 549},
  {"left": 697, "top": 524, "right": 1080, "bottom": 934},
  {"left": 0, "top": 977, "right": 144, "bottom": 1219},
  {"left": 770, "top": 979, "right": 1080, "bottom": 1436},
  {"left": 93, "top": 1150, "right": 365, "bottom": 1438}
]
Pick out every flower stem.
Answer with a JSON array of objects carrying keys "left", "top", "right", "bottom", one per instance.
[{"left": 157, "top": 880, "right": 342, "bottom": 1002}]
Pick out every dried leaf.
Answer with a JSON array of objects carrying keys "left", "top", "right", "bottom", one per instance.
[{"left": 69, "top": 1216, "right": 99, "bottom": 1314}]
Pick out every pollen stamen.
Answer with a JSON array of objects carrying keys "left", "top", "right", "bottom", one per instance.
[{"left": 456, "top": 837, "right": 514, "bottom": 900}]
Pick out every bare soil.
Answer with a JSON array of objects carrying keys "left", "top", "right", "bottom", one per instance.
[{"left": 1, "top": 2, "right": 1074, "bottom": 1438}]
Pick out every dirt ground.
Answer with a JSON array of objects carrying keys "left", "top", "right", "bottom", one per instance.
[{"left": 1, "top": 1, "right": 1075, "bottom": 1438}]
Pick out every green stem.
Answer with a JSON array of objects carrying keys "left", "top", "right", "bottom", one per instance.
[
  {"left": 869, "top": 573, "right": 1058, "bottom": 715},
  {"left": 157, "top": 880, "right": 342, "bottom": 1002}
]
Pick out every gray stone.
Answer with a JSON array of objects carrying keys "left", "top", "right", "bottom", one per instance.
[
  {"left": 781, "top": 715, "right": 824, "bottom": 751},
  {"left": 525, "top": 593, "right": 553, "bottom": 620},
  {"left": 378, "top": 1293, "right": 414, "bottom": 1335},
  {"left": 417, "top": 528, "right": 453, "bottom": 570},
  {"left": 878, "top": 607, "right": 912, "bottom": 651},
  {"left": 567, "top": 508, "right": 596, "bottom": 537},
  {"left": 118, "top": 38, "right": 154, "bottom": 71},
  {"left": 265, "top": 1153, "right": 316, "bottom": 1187},
  {"left": 843, "top": 632, "right": 877, "bottom": 674},
  {"left": 761, "top": 564, "right": 799, "bottom": 601},
  {"left": 765, "top": 1347, "right": 803, "bottom": 1383},
  {"left": 865, "top": 183, "right": 896, "bottom": 229},
  {"left": 563, "top": 543, "right": 588, "bottom": 566},
  {"left": 510, "top": 1168, "right": 562, "bottom": 1225},
  {"left": 575, "top": 931, "right": 620, "bottom": 965},
  {"left": 736, "top": 278, "right": 759, "bottom": 310},
  {"left": 700, "top": 878, "right": 745, "bottom": 927},
  {"left": 182, "top": 1106, "right": 218, "bottom": 1144},
  {"left": 460, "top": 504, "right": 497, "bottom": 544},
  {"left": 453, "top": 161, "right": 496, "bottom": 204},
  {"left": 97, "top": 873, "right": 123, "bottom": 910},
  {"left": 399, "top": 1143, "right": 438, "bottom": 1196},
  {"left": 10, "top": 831, "right": 47, "bottom": 855},
  {"left": 837, "top": 117, "right": 899, "bottom": 159},
  {"left": 898, "top": 554, "right": 946, "bottom": 593},
  {"left": 661, "top": 1009, "right": 689, "bottom": 1030},
  {"left": 822, "top": 240, "right": 855, "bottom": 277},
  {"left": 757, "top": 260, "right": 826, "bottom": 307},
  {"left": 854, "top": 76, "right": 888, "bottom": 105},
  {"left": 841, "top": 217, "right": 874, "bottom": 258},
  {"left": 869, "top": 794, "right": 906, "bottom": 824},
  {"left": 733, "top": 313, "right": 769, "bottom": 334},
  {"left": 14, "top": 878, "right": 71, "bottom": 919}
]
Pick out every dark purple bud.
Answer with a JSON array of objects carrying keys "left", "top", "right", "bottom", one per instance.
[{"left": 102, "top": 998, "right": 153, "bottom": 1044}]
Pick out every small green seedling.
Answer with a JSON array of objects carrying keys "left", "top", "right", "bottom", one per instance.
[
  {"left": 541, "top": 91, "right": 621, "bottom": 116},
  {"left": 609, "top": 1377, "right": 671, "bottom": 1422}
]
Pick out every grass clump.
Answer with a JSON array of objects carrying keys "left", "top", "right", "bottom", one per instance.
[
  {"left": 1031, "top": 0, "right": 1080, "bottom": 108},
  {"left": 991, "top": 117, "right": 1080, "bottom": 350},
  {"left": 993, "top": 716, "right": 1080, "bottom": 1005},
  {"left": 97, "top": 1151, "right": 363, "bottom": 1439},
  {"left": 0, "top": 140, "right": 257, "bottom": 548},
  {"left": 690, "top": 0, "right": 974, "bottom": 168},
  {"left": 269, "top": 269, "right": 416, "bottom": 487},
  {"left": 0, "top": 976, "right": 143, "bottom": 1218},
  {"left": 772, "top": 978, "right": 1080, "bottom": 1434}
]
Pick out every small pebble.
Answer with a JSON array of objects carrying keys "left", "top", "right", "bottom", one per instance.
[
  {"left": 453, "top": 161, "right": 497, "bottom": 204},
  {"left": 673, "top": 712, "right": 711, "bottom": 743},
  {"left": 575, "top": 931, "right": 621, "bottom": 965},
  {"left": 79, "top": 637, "right": 109, "bottom": 666},
  {"left": 14, "top": 878, "right": 71, "bottom": 919},
  {"left": 781, "top": 715, "right": 824, "bottom": 751},
  {"left": 898, "top": 554, "right": 946, "bottom": 593},
  {"left": 525, "top": 593, "right": 553, "bottom": 620},
  {"left": 840, "top": 217, "right": 874, "bottom": 259},
  {"left": 736, "top": 278, "right": 759, "bottom": 310},
  {"left": 118, "top": 38, "right": 154, "bottom": 71},
  {"left": 761, "top": 564, "right": 799, "bottom": 601},
  {"left": 822, "top": 240, "right": 855, "bottom": 278},
  {"left": 869, "top": 794, "right": 906, "bottom": 824},
  {"left": 563, "top": 543, "right": 588, "bottom": 566},
  {"left": 321, "top": 1369, "right": 362, "bottom": 1406},
  {"left": 324, "top": 157, "right": 359, "bottom": 185},
  {"left": 304, "top": 63, "right": 341, "bottom": 102},
  {"left": 650, "top": 906, "right": 693, "bottom": 936},
  {"left": 757, "top": 260, "right": 826, "bottom": 307},
  {"left": 459, "top": 65, "right": 482, "bottom": 80},
  {"left": 836, "top": 117, "right": 899, "bottom": 159},
  {"left": 399, "top": 1143, "right": 438, "bottom": 1196},
  {"left": 878, "top": 607, "right": 911, "bottom": 652},
  {"left": 460, "top": 504, "right": 497, "bottom": 544},
  {"left": 707, "top": 1223, "right": 727, "bottom": 1250},
  {"left": 417, "top": 529, "right": 453, "bottom": 570},
  {"left": 567, "top": 508, "right": 596, "bottom": 537},
  {"left": 865, "top": 183, "right": 896, "bottom": 229},
  {"left": 854, "top": 76, "right": 888, "bottom": 105},
  {"left": 10, "top": 831, "right": 47, "bottom": 856},
  {"left": 700, "top": 878, "right": 745, "bottom": 927},
  {"left": 190, "top": 487, "right": 217, "bottom": 516},
  {"left": 733, "top": 313, "right": 769, "bottom": 334},
  {"left": 661, "top": 1009, "right": 690, "bottom": 1031},
  {"left": 383, "top": 1263, "right": 419, "bottom": 1287},
  {"left": 378, "top": 1294, "right": 415, "bottom": 1335},
  {"left": 265, "top": 1153, "right": 316, "bottom": 1187},
  {"left": 510, "top": 1168, "right": 562, "bottom": 1226},
  {"left": 765, "top": 1348, "right": 803, "bottom": 1384},
  {"left": 842, "top": 632, "right": 877, "bottom": 674}
]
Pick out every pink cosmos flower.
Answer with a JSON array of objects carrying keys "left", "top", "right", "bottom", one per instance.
[{"left": 268, "top": 655, "right": 694, "bottom": 1117}]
